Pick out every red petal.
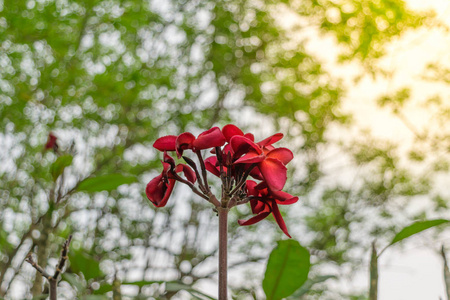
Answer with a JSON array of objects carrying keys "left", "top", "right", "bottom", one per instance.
[
  {"left": 270, "top": 201, "right": 291, "bottom": 238},
  {"left": 249, "top": 167, "right": 263, "bottom": 180},
  {"left": 175, "top": 163, "right": 197, "bottom": 183},
  {"left": 205, "top": 156, "right": 221, "bottom": 177},
  {"left": 176, "top": 132, "right": 195, "bottom": 158},
  {"left": 258, "top": 158, "right": 287, "bottom": 191},
  {"left": 234, "top": 150, "right": 265, "bottom": 164},
  {"left": 270, "top": 189, "right": 297, "bottom": 202},
  {"left": 257, "top": 133, "right": 283, "bottom": 147},
  {"left": 163, "top": 151, "right": 175, "bottom": 167},
  {"left": 266, "top": 148, "right": 294, "bottom": 165},
  {"left": 276, "top": 196, "right": 299, "bottom": 205},
  {"left": 238, "top": 211, "right": 271, "bottom": 226},
  {"left": 254, "top": 182, "right": 268, "bottom": 191},
  {"left": 193, "top": 127, "right": 226, "bottom": 150},
  {"left": 153, "top": 135, "right": 177, "bottom": 151},
  {"left": 222, "top": 124, "right": 244, "bottom": 143},
  {"left": 244, "top": 133, "right": 254, "bottom": 141},
  {"left": 230, "top": 135, "right": 262, "bottom": 159},
  {"left": 252, "top": 200, "right": 268, "bottom": 214},
  {"left": 162, "top": 161, "right": 171, "bottom": 174},
  {"left": 246, "top": 180, "right": 258, "bottom": 196},
  {"left": 146, "top": 175, "right": 176, "bottom": 207}
]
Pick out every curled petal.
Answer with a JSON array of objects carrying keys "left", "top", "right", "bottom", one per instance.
[
  {"left": 163, "top": 151, "right": 176, "bottom": 168},
  {"left": 258, "top": 158, "right": 287, "bottom": 191},
  {"left": 175, "top": 163, "right": 197, "bottom": 183},
  {"left": 162, "top": 161, "right": 171, "bottom": 174},
  {"left": 146, "top": 175, "right": 176, "bottom": 207},
  {"left": 238, "top": 211, "right": 271, "bottom": 226},
  {"left": 193, "top": 127, "right": 226, "bottom": 150},
  {"left": 234, "top": 150, "right": 265, "bottom": 164},
  {"left": 276, "top": 196, "right": 299, "bottom": 205},
  {"left": 257, "top": 133, "right": 283, "bottom": 147},
  {"left": 270, "top": 201, "right": 291, "bottom": 238},
  {"left": 205, "top": 156, "right": 221, "bottom": 177},
  {"left": 270, "top": 189, "right": 298, "bottom": 202},
  {"left": 153, "top": 135, "right": 177, "bottom": 151},
  {"left": 244, "top": 133, "right": 254, "bottom": 141},
  {"left": 222, "top": 144, "right": 233, "bottom": 157},
  {"left": 230, "top": 135, "right": 262, "bottom": 159},
  {"left": 249, "top": 167, "right": 263, "bottom": 180},
  {"left": 222, "top": 124, "right": 244, "bottom": 143},
  {"left": 176, "top": 132, "right": 195, "bottom": 158},
  {"left": 252, "top": 199, "right": 268, "bottom": 214},
  {"left": 266, "top": 148, "right": 294, "bottom": 165},
  {"left": 246, "top": 180, "right": 258, "bottom": 196}
]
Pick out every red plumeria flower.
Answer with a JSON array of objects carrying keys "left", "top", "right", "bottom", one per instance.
[
  {"left": 147, "top": 124, "right": 297, "bottom": 237},
  {"left": 146, "top": 152, "right": 196, "bottom": 207},
  {"left": 230, "top": 135, "right": 293, "bottom": 191},
  {"left": 45, "top": 132, "right": 58, "bottom": 152},
  {"left": 238, "top": 180, "right": 298, "bottom": 237}
]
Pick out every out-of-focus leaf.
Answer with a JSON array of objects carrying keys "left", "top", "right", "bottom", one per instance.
[
  {"left": 50, "top": 154, "right": 73, "bottom": 181},
  {"left": 84, "top": 296, "right": 108, "bottom": 300},
  {"left": 389, "top": 219, "right": 449, "bottom": 247},
  {"left": 62, "top": 273, "right": 86, "bottom": 292},
  {"left": 76, "top": 174, "right": 137, "bottom": 192},
  {"left": 166, "top": 282, "right": 216, "bottom": 300},
  {"left": 287, "top": 275, "right": 336, "bottom": 298},
  {"left": 93, "top": 281, "right": 215, "bottom": 299},
  {"left": 69, "top": 250, "right": 102, "bottom": 280},
  {"left": 31, "top": 295, "right": 48, "bottom": 300},
  {"left": 263, "top": 240, "right": 310, "bottom": 300}
]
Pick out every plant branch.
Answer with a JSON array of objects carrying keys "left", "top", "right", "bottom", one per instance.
[{"left": 26, "top": 235, "right": 73, "bottom": 300}]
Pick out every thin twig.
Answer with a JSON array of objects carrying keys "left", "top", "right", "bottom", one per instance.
[{"left": 26, "top": 235, "right": 73, "bottom": 300}]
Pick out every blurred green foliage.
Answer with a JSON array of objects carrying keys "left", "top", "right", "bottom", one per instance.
[{"left": 0, "top": 0, "right": 441, "bottom": 299}]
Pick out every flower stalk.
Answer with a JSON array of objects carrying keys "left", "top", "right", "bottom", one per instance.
[{"left": 218, "top": 206, "right": 228, "bottom": 300}]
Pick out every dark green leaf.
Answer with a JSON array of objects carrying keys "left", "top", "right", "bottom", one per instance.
[
  {"left": 50, "top": 154, "right": 73, "bottom": 181},
  {"left": 76, "top": 174, "right": 137, "bottom": 192},
  {"left": 263, "top": 240, "right": 310, "bottom": 300},
  {"left": 390, "top": 219, "right": 450, "bottom": 247},
  {"left": 69, "top": 250, "right": 102, "bottom": 280}
]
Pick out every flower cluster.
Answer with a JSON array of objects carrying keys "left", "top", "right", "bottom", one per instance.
[{"left": 146, "top": 124, "right": 298, "bottom": 237}]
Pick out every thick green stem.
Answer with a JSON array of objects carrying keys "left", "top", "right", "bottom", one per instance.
[{"left": 218, "top": 207, "right": 228, "bottom": 300}]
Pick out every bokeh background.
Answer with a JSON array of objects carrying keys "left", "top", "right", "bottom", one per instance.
[{"left": 1, "top": 0, "right": 450, "bottom": 299}]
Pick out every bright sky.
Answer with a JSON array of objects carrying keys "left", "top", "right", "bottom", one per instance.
[{"left": 333, "top": 1, "right": 450, "bottom": 299}]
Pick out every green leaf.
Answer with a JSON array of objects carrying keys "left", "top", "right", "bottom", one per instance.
[
  {"left": 50, "top": 154, "right": 73, "bottom": 181},
  {"left": 76, "top": 174, "right": 137, "bottom": 192},
  {"left": 31, "top": 295, "right": 49, "bottom": 300},
  {"left": 287, "top": 275, "right": 336, "bottom": 298},
  {"left": 84, "top": 296, "right": 108, "bottom": 300},
  {"left": 62, "top": 273, "right": 86, "bottom": 292},
  {"left": 69, "top": 250, "right": 102, "bottom": 280},
  {"left": 390, "top": 219, "right": 450, "bottom": 247},
  {"left": 166, "top": 282, "right": 216, "bottom": 300},
  {"left": 263, "top": 240, "right": 311, "bottom": 300}
]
